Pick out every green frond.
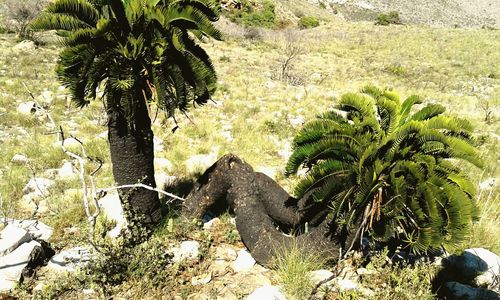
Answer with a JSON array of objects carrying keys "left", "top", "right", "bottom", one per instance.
[
  {"left": 44, "top": 0, "right": 100, "bottom": 26},
  {"left": 410, "top": 103, "right": 446, "bottom": 121}
]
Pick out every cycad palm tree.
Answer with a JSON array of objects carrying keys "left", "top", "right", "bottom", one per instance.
[
  {"left": 31, "top": 0, "right": 221, "bottom": 226},
  {"left": 286, "top": 86, "right": 483, "bottom": 253}
]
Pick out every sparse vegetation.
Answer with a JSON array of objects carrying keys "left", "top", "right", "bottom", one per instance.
[
  {"left": 226, "top": 0, "right": 276, "bottom": 28},
  {"left": 0, "top": 0, "right": 499, "bottom": 297},
  {"left": 0, "top": 0, "right": 48, "bottom": 38},
  {"left": 376, "top": 11, "right": 402, "bottom": 26}
]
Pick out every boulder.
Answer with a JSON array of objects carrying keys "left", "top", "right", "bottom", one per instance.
[
  {"left": 442, "top": 282, "right": 500, "bottom": 300},
  {"left": 0, "top": 225, "right": 31, "bottom": 256},
  {"left": 0, "top": 241, "right": 42, "bottom": 292},
  {"left": 6, "top": 220, "right": 53, "bottom": 242},
  {"left": 245, "top": 285, "right": 287, "bottom": 300},
  {"left": 232, "top": 249, "right": 256, "bottom": 273},
  {"left": 47, "top": 246, "right": 92, "bottom": 272}
]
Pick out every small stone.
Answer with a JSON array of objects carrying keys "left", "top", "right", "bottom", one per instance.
[
  {"left": 479, "top": 178, "right": 496, "bottom": 190},
  {"left": 47, "top": 247, "right": 91, "bottom": 272},
  {"left": 16, "top": 101, "right": 37, "bottom": 115},
  {"left": 154, "top": 137, "right": 164, "bottom": 152},
  {"left": 220, "top": 131, "right": 233, "bottom": 142},
  {"left": 156, "top": 173, "right": 177, "bottom": 190},
  {"left": 203, "top": 217, "right": 221, "bottom": 230},
  {"left": 154, "top": 157, "right": 173, "bottom": 173},
  {"left": 0, "top": 224, "right": 31, "bottom": 256},
  {"left": 214, "top": 245, "right": 238, "bottom": 261},
  {"left": 264, "top": 80, "right": 277, "bottom": 89},
  {"left": 232, "top": 249, "right": 256, "bottom": 272},
  {"left": 309, "top": 269, "right": 334, "bottom": 286},
  {"left": 172, "top": 241, "right": 200, "bottom": 262},
  {"left": 191, "top": 273, "right": 212, "bottom": 286},
  {"left": 185, "top": 152, "right": 218, "bottom": 174},
  {"left": 255, "top": 166, "right": 278, "bottom": 180},
  {"left": 336, "top": 278, "right": 358, "bottom": 291},
  {"left": 289, "top": 115, "right": 304, "bottom": 127},
  {"left": 245, "top": 285, "right": 286, "bottom": 300},
  {"left": 98, "top": 191, "right": 126, "bottom": 238},
  {"left": 11, "top": 154, "right": 28, "bottom": 165}
]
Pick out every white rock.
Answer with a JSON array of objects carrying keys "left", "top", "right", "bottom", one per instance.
[
  {"left": 203, "top": 217, "right": 221, "bottom": 230},
  {"left": 11, "top": 154, "right": 29, "bottom": 164},
  {"left": 278, "top": 142, "right": 292, "bottom": 160},
  {"left": 154, "top": 157, "right": 173, "bottom": 173},
  {"left": 22, "top": 177, "right": 54, "bottom": 197},
  {"left": 232, "top": 249, "right": 256, "bottom": 272},
  {"left": 336, "top": 278, "right": 358, "bottom": 291},
  {"left": 0, "top": 224, "right": 32, "bottom": 256},
  {"left": 173, "top": 241, "right": 200, "bottom": 262},
  {"left": 309, "top": 269, "right": 334, "bottom": 286},
  {"left": 154, "top": 137, "right": 164, "bottom": 152},
  {"left": 264, "top": 80, "right": 277, "bottom": 89},
  {"left": 6, "top": 219, "right": 53, "bottom": 241},
  {"left": 156, "top": 173, "right": 177, "bottom": 190},
  {"left": 289, "top": 115, "right": 304, "bottom": 127},
  {"left": 185, "top": 152, "right": 218, "bottom": 174},
  {"left": 220, "top": 130, "right": 233, "bottom": 142},
  {"left": 245, "top": 285, "right": 287, "bottom": 300},
  {"left": 214, "top": 245, "right": 238, "bottom": 261},
  {"left": 98, "top": 191, "right": 126, "bottom": 238},
  {"left": 0, "top": 240, "right": 41, "bottom": 292},
  {"left": 58, "top": 161, "right": 77, "bottom": 179},
  {"left": 479, "top": 178, "right": 496, "bottom": 190},
  {"left": 98, "top": 130, "right": 108, "bottom": 139},
  {"left": 47, "top": 246, "right": 92, "bottom": 272},
  {"left": 191, "top": 273, "right": 212, "bottom": 286},
  {"left": 59, "top": 138, "right": 83, "bottom": 152},
  {"left": 17, "top": 101, "right": 37, "bottom": 115}
]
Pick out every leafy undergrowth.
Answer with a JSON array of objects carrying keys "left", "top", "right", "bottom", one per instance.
[{"left": 0, "top": 12, "right": 499, "bottom": 298}]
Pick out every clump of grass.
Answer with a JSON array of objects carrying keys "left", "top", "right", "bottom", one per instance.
[
  {"left": 272, "top": 240, "right": 325, "bottom": 300},
  {"left": 298, "top": 16, "right": 320, "bottom": 29}
]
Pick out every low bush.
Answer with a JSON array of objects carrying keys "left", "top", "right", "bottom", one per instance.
[
  {"left": 298, "top": 16, "right": 320, "bottom": 29},
  {"left": 376, "top": 11, "right": 402, "bottom": 26},
  {"left": 226, "top": 0, "right": 276, "bottom": 28}
]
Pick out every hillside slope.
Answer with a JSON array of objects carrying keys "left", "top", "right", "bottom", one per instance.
[{"left": 312, "top": 0, "right": 500, "bottom": 28}]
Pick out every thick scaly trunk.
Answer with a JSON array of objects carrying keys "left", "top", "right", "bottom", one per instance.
[{"left": 107, "top": 97, "right": 161, "bottom": 227}]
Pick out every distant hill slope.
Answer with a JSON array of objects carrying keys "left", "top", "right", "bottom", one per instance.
[{"left": 318, "top": 0, "right": 500, "bottom": 28}]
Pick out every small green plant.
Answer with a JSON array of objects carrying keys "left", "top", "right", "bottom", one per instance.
[
  {"left": 272, "top": 241, "right": 325, "bottom": 300},
  {"left": 376, "top": 11, "right": 402, "bottom": 26},
  {"left": 298, "top": 16, "right": 320, "bottom": 29},
  {"left": 286, "top": 86, "right": 483, "bottom": 254}
]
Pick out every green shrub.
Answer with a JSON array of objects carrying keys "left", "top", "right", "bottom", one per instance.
[
  {"left": 286, "top": 86, "right": 482, "bottom": 254},
  {"left": 298, "top": 16, "right": 320, "bottom": 29},
  {"left": 376, "top": 11, "right": 402, "bottom": 26},
  {"left": 226, "top": 0, "right": 276, "bottom": 28}
]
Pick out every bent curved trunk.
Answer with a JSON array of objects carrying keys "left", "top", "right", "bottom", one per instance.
[
  {"left": 183, "top": 154, "right": 356, "bottom": 266},
  {"left": 107, "top": 101, "right": 162, "bottom": 227}
]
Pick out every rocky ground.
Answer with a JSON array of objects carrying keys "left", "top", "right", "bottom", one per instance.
[{"left": 312, "top": 0, "right": 500, "bottom": 28}]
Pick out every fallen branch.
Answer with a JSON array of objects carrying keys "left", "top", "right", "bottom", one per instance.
[
  {"left": 98, "top": 183, "right": 185, "bottom": 202},
  {"left": 308, "top": 248, "right": 343, "bottom": 300}
]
